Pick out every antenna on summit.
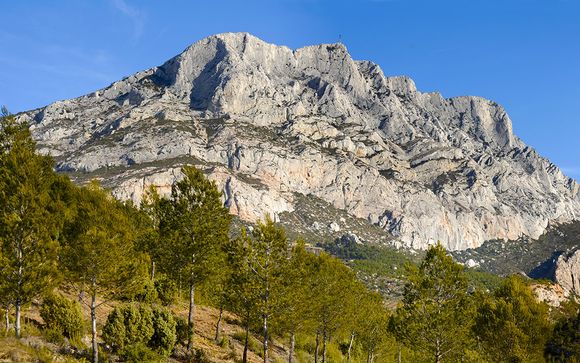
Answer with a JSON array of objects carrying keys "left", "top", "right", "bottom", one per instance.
[{"left": 338, "top": 34, "right": 342, "bottom": 44}]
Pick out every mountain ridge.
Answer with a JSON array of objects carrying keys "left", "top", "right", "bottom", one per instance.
[{"left": 18, "top": 32, "right": 580, "bottom": 250}]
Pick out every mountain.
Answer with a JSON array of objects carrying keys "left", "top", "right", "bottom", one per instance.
[{"left": 18, "top": 32, "right": 580, "bottom": 250}]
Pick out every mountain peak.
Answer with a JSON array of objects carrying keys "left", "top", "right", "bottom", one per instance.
[{"left": 19, "top": 33, "right": 580, "bottom": 251}]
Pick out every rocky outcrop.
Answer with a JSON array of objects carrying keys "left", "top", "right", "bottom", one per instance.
[
  {"left": 18, "top": 33, "right": 580, "bottom": 250},
  {"left": 532, "top": 283, "right": 569, "bottom": 307},
  {"left": 554, "top": 248, "right": 580, "bottom": 296}
]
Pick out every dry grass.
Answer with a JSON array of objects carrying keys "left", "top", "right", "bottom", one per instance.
[{"left": 8, "top": 288, "right": 294, "bottom": 362}]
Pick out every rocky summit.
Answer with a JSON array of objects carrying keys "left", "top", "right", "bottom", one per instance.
[{"left": 18, "top": 32, "right": 580, "bottom": 250}]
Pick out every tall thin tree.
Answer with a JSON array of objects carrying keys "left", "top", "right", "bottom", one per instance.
[{"left": 0, "top": 108, "right": 61, "bottom": 338}]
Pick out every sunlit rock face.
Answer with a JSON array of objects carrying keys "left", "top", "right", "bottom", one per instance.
[
  {"left": 19, "top": 32, "right": 580, "bottom": 250},
  {"left": 554, "top": 248, "right": 580, "bottom": 296}
]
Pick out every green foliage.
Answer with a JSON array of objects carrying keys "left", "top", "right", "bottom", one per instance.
[
  {"left": 61, "top": 182, "right": 147, "bottom": 301},
  {"left": 157, "top": 166, "right": 231, "bottom": 289},
  {"left": 40, "top": 293, "right": 83, "bottom": 342},
  {"left": 102, "top": 303, "right": 154, "bottom": 352},
  {"left": 464, "top": 268, "right": 504, "bottom": 291},
  {"left": 474, "top": 275, "right": 550, "bottom": 362},
  {"left": 122, "top": 342, "right": 162, "bottom": 363},
  {"left": 154, "top": 274, "right": 178, "bottom": 306},
  {"left": 102, "top": 303, "right": 176, "bottom": 357},
  {"left": 390, "top": 243, "right": 475, "bottom": 362},
  {"left": 122, "top": 277, "right": 159, "bottom": 303},
  {"left": 0, "top": 108, "right": 63, "bottom": 337},
  {"left": 174, "top": 316, "right": 189, "bottom": 346},
  {"left": 150, "top": 306, "right": 177, "bottom": 356},
  {"left": 323, "top": 237, "right": 416, "bottom": 278},
  {"left": 155, "top": 166, "right": 231, "bottom": 349},
  {"left": 545, "top": 310, "right": 580, "bottom": 362},
  {"left": 355, "top": 291, "right": 391, "bottom": 359}
]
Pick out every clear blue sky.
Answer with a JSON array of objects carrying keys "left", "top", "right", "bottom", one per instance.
[{"left": 1, "top": 0, "right": 578, "bottom": 179}]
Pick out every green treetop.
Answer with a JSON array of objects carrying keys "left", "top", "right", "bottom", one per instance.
[
  {"left": 390, "top": 243, "right": 474, "bottom": 363},
  {"left": 61, "top": 181, "right": 147, "bottom": 363},
  {"left": 475, "top": 275, "right": 551, "bottom": 363},
  {"left": 157, "top": 166, "right": 231, "bottom": 353}
]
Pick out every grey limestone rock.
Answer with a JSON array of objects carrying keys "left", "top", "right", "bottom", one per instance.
[{"left": 19, "top": 32, "right": 580, "bottom": 250}]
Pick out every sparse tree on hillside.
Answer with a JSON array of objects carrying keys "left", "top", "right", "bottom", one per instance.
[
  {"left": 245, "top": 216, "right": 289, "bottom": 363},
  {"left": 390, "top": 243, "right": 474, "bottom": 363},
  {"left": 273, "top": 240, "right": 318, "bottom": 363},
  {"left": 0, "top": 108, "right": 62, "bottom": 338},
  {"left": 311, "top": 252, "right": 361, "bottom": 363},
  {"left": 226, "top": 229, "right": 261, "bottom": 363},
  {"left": 355, "top": 291, "right": 391, "bottom": 363},
  {"left": 139, "top": 186, "right": 167, "bottom": 281},
  {"left": 158, "top": 166, "right": 231, "bottom": 353},
  {"left": 61, "top": 182, "right": 147, "bottom": 363},
  {"left": 475, "top": 275, "right": 551, "bottom": 362}
]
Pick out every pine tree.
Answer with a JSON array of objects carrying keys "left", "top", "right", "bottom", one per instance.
[
  {"left": 355, "top": 291, "right": 391, "bottom": 363},
  {"left": 310, "top": 252, "right": 360, "bottom": 363},
  {"left": 247, "top": 217, "right": 289, "bottom": 363},
  {"left": 475, "top": 275, "right": 550, "bottom": 362},
  {"left": 273, "top": 240, "right": 318, "bottom": 363},
  {"left": 0, "top": 108, "right": 61, "bottom": 338},
  {"left": 61, "top": 182, "right": 147, "bottom": 363},
  {"left": 226, "top": 228, "right": 261, "bottom": 363},
  {"left": 158, "top": 166, "right": 231, "bottom": 353},
  {"left": 390, "top": 243, "right": 474, "bottom": 363}
]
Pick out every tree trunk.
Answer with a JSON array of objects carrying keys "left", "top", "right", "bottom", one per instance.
[
  {"left": 314, "top": 332, "right": 320, "bottom": 363},
  {"left": 398, "top": 346, "right": 402, "bottom": 363},
  {"left": 263, "top": 312, "right": 269, "bottom": 363},
  {"left": 151, "top": 260, "right": 155, "bottom": 280},
  {"left": 322, "top": 331, "right": 327, "bottom": 363},
  {"left": 288, "top": 331, "right": 295, "bottom": 363},
  {"left": 215, "top": 305, "right": 223, "bottom": 341},
  {"left": 4, "top": 306, "right": 9, "bottom": 336},
  {"left": 14, "top": 299, "right": 21, "bottom": 338},
  {"left": 187, "top": 282, "right": 195, "bottom": 352},
  {"left": 91, "top": 292, "right": 98, "bottom": 363},
  {"left": 435, "top": 338, "right": 441, "bottom": 363},
  {"left": 243, "top": 321, "right": 250, "bottom": 363},
  {"left": 347, "top": 331, "right": 355, "bottom": 361}
]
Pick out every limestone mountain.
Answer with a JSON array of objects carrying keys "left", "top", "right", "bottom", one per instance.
[{"left": 18, "top": 32, "right": 580, "bottom": 250}]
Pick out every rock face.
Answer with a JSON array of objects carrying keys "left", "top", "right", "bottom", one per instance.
[
  {"left": 554, "top": 248, "right": 580, "bottom": 296},
  {"left": 18, "top": 33, "right": 580, "bottom": 250}
]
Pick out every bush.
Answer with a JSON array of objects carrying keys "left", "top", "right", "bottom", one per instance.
[
  {"left": 191, "top": 348, "right": 211, "bottom": 363},
  {"left": 175, "top": 316, "right": 189, "bottom": 346},
  {"left": 103, "top": 303, "right": 177, "bottom": 357},
  {"left": 40, "top": 293, "right": 83, "bottom": 342},
  {"left": 154, "top": 275, "right": 178, "bottom": 306},
  {"left": 122, "top": 343, "right": 162, "bottom": 363},
  {"left": 43, "top": 327, "right": 64, "bottom": 344},
  {"left": 150, "top": 307, "right": 177, "bottom": 356},
  {"left": 121, "top": 278, "right": 158, "bottom": 304}
]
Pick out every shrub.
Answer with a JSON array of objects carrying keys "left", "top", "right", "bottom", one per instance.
[
  {"left": 43, "top": 327, "right": 64, "bottom": 344},
  {"left": 191, "top": 348, "right": 211, "bottom": 363},
  {"left": 122, "top": 343, "right": 162, "bottom": 363},
  {"left": 175, "top": 316, "right": 189, "bottom": 346},
  {"left": 150, "top": 306, "right": 177, "bottom": 356},
  {"left": 40, "top": 293, "right": 83, "bottom": 342},
  {"left": 102, "top": 303, "right": 154, "bottom": 352},
  {"left": 103, "top": 303, "right": 177, "bottom": 357},
  {"left": 120, "top": 278, "right": 158, "bottom": 304},
  {"left": 154, "top": 275, "right": 178, "bottom": 306}
]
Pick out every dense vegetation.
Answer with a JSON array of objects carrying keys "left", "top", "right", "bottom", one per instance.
[{"left": 0, "top": 108, "right": 578, "bottom": 362}]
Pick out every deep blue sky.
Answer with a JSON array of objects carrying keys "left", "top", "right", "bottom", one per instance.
[{"left": 1, "top": 0, "right": 578, "bottom": 179}]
